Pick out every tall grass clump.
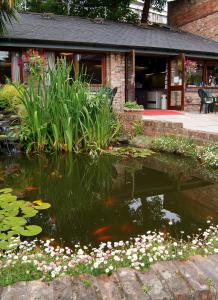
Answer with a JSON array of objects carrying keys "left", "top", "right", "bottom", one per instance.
[{"left": 18, "top": 59, "right": 119, "bottom": 153}]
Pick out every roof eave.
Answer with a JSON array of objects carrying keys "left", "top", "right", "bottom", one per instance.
[{"left": 0, "top": 37, "right": 218, "bottom": 60}]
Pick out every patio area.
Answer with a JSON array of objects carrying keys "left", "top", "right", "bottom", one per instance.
[{"left": 142, "top": 111, "right": 218, "bottom": 134}]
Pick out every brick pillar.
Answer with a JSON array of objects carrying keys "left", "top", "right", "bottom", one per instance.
[
  {"left": 126, "top": 50, "right": 136, "bottom": 102},
  {"left": 106, "top": 53, "right": 126, "bottom": 112}
]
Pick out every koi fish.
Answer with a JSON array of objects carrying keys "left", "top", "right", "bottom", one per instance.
[
  {"left": 103, "top": 197, "right": 117, "bottom": 207},
  {"left": 121, "top": 223, "right": 135, "bottom": 234},
  {"left": 97, "top": 235, "right": 113, "bottom": 241},
  {"left": 25, "top": 186, "right": 38, "bottom": 192},
  {"left": 93, "top": 225, "right": 111, "bottom": 236}
]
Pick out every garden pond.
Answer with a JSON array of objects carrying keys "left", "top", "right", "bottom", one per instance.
[{"left": 1, "top": 152, "right": 218, "bottom": 247}]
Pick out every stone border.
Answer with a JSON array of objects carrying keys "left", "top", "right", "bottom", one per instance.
[
  {"left": 1, "top": 255, "right": 217, "bottom": 299},
  {"left": 119, "top": 112, "right": 218, "bottom": 145}
]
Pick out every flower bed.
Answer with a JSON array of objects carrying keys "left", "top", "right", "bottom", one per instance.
[{"left": 0, "top": 221, "right": 217, "bottom": 286}]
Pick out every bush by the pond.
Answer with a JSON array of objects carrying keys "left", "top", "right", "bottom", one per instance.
[
  {"left": 198, "top": 145, "right": 218, "bottom": 168},
  {"left": 17, "top": 59, "right": 119, "bottom": 153},
  {"left": 0, "top": 84, "right": 22, "bottom": 111},
  {"left": 0, "top": 221, "right": 217, "bottom": 285},
  {"left": 151, "top": 136, "right": 197, "bottom": 158}
]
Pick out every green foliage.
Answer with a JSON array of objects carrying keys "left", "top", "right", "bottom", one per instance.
[
  {"left": 0, "top": 188, "right": 51, "bottom": 250},
  {"left": 151, "top": 136, "right": 197, "bottom": 158},
  {"left": 0, "top": 0, "right": 19, "bottom": 35},
  {"left": 124, "top": 101, "right": 144, "bottom": 109},
  {"left": 17, "top": 59, "right": 119, "bottom": 153},
  {"left": 198, "top": 145, "right": 218, "bottom": 168},
  {"left": 19, "top": 0, "right": 139, "bottom": 23},
  {"left": 107, "top": 146, "right": 153, "bottom": 158},
  {"left": 0, "top": 84, "right": 22, "bottom": 111}
]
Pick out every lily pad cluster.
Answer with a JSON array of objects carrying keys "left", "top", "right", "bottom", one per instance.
[
  {"left": 107, "top": 147, "right": 153, "bottom": 158},
  {"left": 0, "top": 188, "right": 51, "bottom": 250}
]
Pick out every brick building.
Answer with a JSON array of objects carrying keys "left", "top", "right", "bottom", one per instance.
[
  {"left": 1, "top": 12, "right": 218, "bottom": 112},
  {"left": 168, "top": 0, "right": 218, "bottom": 42}
]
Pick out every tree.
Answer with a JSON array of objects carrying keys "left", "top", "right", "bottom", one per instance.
[
  {"left": 19, "top": 0, "right": 139, "bottom": 23},
  {"left": 0, "top": 0, "right": 18, "bottom": 34},
  {"left": 141, "top": 0, "right": 167, "bottom": 23}
]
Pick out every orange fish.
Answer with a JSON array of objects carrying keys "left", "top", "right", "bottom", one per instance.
[
  {"left": 25, "top": 186, "right": 38, "bottom": 192},
  {"left": 121, "top": 223, "right": 135, "bottom": 234},
  {"left": 97, "top": 235, "right": 113, "bottom": 241},
  {"left": 93, "top": 225, "right": 111, "bottom": 236},
  {"left": 103, "top": 197, "right": 117, "bottom": 207}
]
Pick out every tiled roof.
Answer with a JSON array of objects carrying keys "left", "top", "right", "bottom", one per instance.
[{"left": 2, "top": 13, "right": 218, "bottom": 56}]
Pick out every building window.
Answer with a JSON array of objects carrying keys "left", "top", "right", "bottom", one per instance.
[
  {"left": 207, "top": 65, "right": 218, "bottom": 87},
  {"left": 186, "top": 60, "right": 203, "bottom": 87},
  {"left": 186, "top": 59, "right": 218, "bottom": 88},
  {"left": 0, "top": 51, "right": 11, "bottom": 84},
  {"left": 58, "top": 52, "right": 105, "bottom": 85}
]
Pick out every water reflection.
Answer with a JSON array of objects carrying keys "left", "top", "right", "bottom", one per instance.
[{"left": 0, "top": 153, "right": 218, "bottom": 246}]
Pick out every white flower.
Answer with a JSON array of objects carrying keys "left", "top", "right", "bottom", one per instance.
[
  {"left": 149, "top": 257, "right": 153, "bottom": 263},
  {"left": 22, "top": 256, "right": 27, "bottom": 261},
  {"left": 109, "top": 265, "right": 113, "bottom": 271},
  {"left": 173, "top": 242, "right": 178, "bottom": 247},
  {"left": 214, "top": 249, "right": 218, "bottom": 253},
  {"left": 114, "top": 255, "right": 120, "bottom": 262},
  {"left": 105, "top": 268, "right": 110, "bottom": 273}
]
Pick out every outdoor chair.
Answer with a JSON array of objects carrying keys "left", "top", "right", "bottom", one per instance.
[
  {"left": 105, "top": 87, "right": 118, "bottom": 109},
  {"left": 198, "top": 89, "right": 215, "bottom": 113}
]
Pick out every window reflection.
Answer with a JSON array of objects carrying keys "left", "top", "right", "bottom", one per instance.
[
  {"left": 207, "top": 66, "right": 218, "bottom": 87},
  {"left": 0, "top": 51, "right": 11, "bottom": 84}
]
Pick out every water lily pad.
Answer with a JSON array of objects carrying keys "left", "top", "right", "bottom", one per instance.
[
  {"left": 22, "top": 207, "right": 38, "bottom": 217},
  {"left": 0, "top": 240, "right": 10, "bottom": 250},
  {"left": 0, "top": 188, "right": 13, "bottom": 194},
  {"left": 4, "top": 216, "right": 27, "bottom": 226},
  {"left": 16, "top": 225, "right": 42, "bottom": 236},
  {"left": 34, "top": 203, "right": 51, "bottom": 210}
]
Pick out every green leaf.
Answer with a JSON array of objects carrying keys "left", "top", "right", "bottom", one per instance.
[
  {"left": 34, "top": 203, "right": 51, "bottom": 210},
  {"left": 16, "top": 225, "right": 42, "bottom": 236},
  {"left": 0, "top": 188, "right": 13, "bottom": 194},
  {"left": 0, "top": 240, "right": 10, "bottom": 250},
  {"left": 3, "top": 216, "right": 27, "bottom": 226}
]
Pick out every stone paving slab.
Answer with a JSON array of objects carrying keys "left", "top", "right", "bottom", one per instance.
[
  {"left": 1, "top": 255, "right": 218, "bottom": 300},
  {"left": 142, "top": 112, "right": 218, "bottom": 134}
]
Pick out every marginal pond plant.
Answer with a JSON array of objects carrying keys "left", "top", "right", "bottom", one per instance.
[
  {"left": 17, "top": 59, "right": 119, "bottom": 153},
  {"left": 0, "top": 188, "right": 51, "bottom": 250},
  {"left": 0, "top": 221, "right": 217, "bottom": 286}
]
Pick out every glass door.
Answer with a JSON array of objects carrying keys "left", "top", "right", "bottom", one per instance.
[{"left": 168, "top": 54, "right": 185, "bottom": 110}]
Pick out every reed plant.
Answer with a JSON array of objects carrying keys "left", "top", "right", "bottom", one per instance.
[{"left": 18, "top": 59, "right": 119, "bottom": 153}]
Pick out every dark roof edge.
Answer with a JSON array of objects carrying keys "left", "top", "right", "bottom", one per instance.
[{"left": 1, "top": 38, "right": 218, "bottom": 60}]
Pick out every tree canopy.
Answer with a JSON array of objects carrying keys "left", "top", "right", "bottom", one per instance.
[
  {"left": 141, "top": 0, "right": 167, "bottom": 23},
  {"left": 17, "top": 0, "right": 168, "bottom": 23},
  {"left": 0, "top": 0, "right": 19, "bottom": 34},
  {"left": 18, "top": 0, "right": 139, "bottom": 22}
]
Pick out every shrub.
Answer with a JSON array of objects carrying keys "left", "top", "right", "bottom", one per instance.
[
  {"left": 198, "top": 144, "right": 218, "bottom": 168},
  {"left": 0, "top": 84, "right": 22, "bottom": 111},
  {"left": 151, "top": 136, "right": 197, "bottom": 158},
  {"left": 124, "top": 101, "right": 144, "bottom": 109}
]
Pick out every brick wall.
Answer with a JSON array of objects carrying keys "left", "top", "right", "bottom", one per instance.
[
  {"left": 168, "top": 0, "right": 218, "bottom": 41},
  {"left": 106, "top": 53, "right": 126, "bottom": 112},
  {"left": 184, "top": 90, "right": 218, "bottom": 112},
  {"left": 119, "top": 112, "right": 218, "bottom": 145}
]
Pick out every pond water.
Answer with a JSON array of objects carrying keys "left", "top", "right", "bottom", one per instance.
[{"left": 1, "top": 152, "right": 218, "bottom": 247}]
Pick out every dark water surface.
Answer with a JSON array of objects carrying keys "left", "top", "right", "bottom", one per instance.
[{"left": 1, "top": 153, "right": 218, "bottom": 246}]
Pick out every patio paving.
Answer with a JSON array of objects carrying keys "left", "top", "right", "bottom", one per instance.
[{"left": 142, "top": 112, "right": 218, "bottom": 134}]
